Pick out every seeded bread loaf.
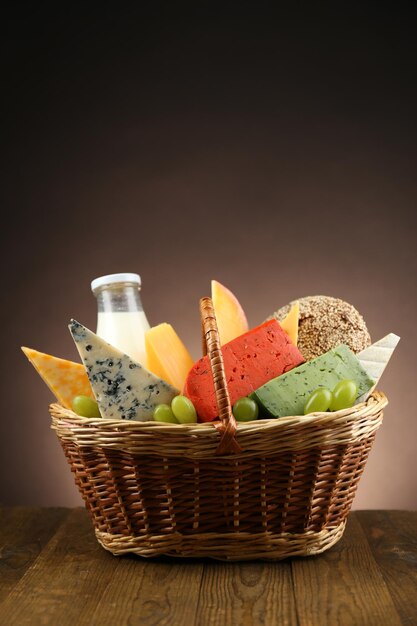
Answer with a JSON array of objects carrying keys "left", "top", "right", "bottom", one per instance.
[{"left": 267, "top": 295, "right": 371, "bottom": 361}]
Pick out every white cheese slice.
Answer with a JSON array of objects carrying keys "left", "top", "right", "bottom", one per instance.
[
  {"left": 356, "top": 333, "right": 400, "bottom": 402},
  {"left": 69, "top": 319, "right": 179, "bottom": 421}
]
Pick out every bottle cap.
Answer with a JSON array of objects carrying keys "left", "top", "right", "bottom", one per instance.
[{"left": 91, "top": 273, "right": 141, "bottom": 293}]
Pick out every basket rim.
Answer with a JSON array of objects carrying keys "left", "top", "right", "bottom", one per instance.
[
  {"left": 49, "top": 390, "right": 387, "bottom": 433},
  {"left": 50, "top": 391, "right": 386, "bottom": 458}
]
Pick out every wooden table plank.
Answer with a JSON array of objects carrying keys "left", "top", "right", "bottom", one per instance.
[
  {"left": 0, "top": 508, "right": 123, "bottom": 626},
  {"left": 0, "top": 508, "right": 416, "bottom": 626},
  {"left": 90, "top": 557, "right": 204, "bottom": 626},
  {"left": 196, "top": 560, "right": 298, "bottom": 626},
  {"left": 290, "top": 512, "right": 404, "bottom": 626},
  {"left": 0, "top": 508, "right": 204, "bottom": 626},
  {"left": 356, "top": 510, "right": 417, "bottom": 626},
  {"left": 0, "top": 507, "right": 69, "bottom": 603}
]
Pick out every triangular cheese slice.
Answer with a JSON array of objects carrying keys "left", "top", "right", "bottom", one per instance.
[
  {"left": 69, "top": 319, "right": 179, "bottom": 421},
  {"left": 279, "top": 301, "right": 299, "bottom": 346},
  {"left": 21, "top": 347, "right": 93, "bottom": 409},
  {"left": 356, "top": 333, "right": 400, "bottom": 402}
]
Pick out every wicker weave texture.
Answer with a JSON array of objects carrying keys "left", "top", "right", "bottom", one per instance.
[
  {"left": 50, "top": 391, "right": 386, "bottom": 560},
  {"left": 95, "top": 522, "right": 347, "bottom": 561}
]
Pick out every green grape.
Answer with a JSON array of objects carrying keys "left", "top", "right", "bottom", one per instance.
[
  {"left": 232, "top": 397, "right": 259, "bottom": 422},
  {"left": 72, "top": 395, "right": 101, "bottom": 418},
  {"left": 171, "top": 395, "right": 197, "bottom": 424},
  {"left": 304, "top": 387, "right": 332, "bottom": 415},
  {"left": 330, "top": 379, "right": 358, "bottom": 411},
  {"left": 153, "top": 404, "right": 178, "bottom": 423}
]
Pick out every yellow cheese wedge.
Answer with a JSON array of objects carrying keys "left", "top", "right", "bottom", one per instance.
[
  {"left": 145, "top": 323, "right": 194, "bottom": 390},
  {"left": 211, "top": 280, "right": 249, "bottom": 345},
  {"left": 279, "top": 301, "right": 299, "bottom": 346},
  {"left": 21, "top": 347, "right": 94, "bottom": 409}
]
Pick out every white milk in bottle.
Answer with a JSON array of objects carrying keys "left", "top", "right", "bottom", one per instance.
[{"left": 91, "top": 273, "right": 150, "bottom": 366}]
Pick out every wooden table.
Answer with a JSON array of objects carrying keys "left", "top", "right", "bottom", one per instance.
[{"left": 0, "top": 508, "right": 415, "bottom": 626}]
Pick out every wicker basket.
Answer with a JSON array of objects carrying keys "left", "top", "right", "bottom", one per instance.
[{"left": 50, "top": 297, "right": 388, "bottom": 561}]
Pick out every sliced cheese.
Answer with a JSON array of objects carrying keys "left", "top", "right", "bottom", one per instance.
[
  {"left": 211, "top": 280, "right": 249, "bottom": 345},
  {"left": 279, "top": 301, "right": 299, "bottom": 346},
  {"left": 69, "top": 319, "right": 179, "bottom": 421},
  {"left": 145, "top": 323, "right": 194, "bottom": 390},
  {"left": 21, "top": 347, "right": 93, "bottom": 409},
  {"left": 356, "top": 333, "right": 400, "bottom": 402}
]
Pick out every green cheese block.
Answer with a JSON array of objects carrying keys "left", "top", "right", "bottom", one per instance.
[{"left": 250, "top": 344, "right": 375, "bottom": 418}]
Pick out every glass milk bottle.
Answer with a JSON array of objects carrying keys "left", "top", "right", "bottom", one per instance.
[{"left": 91, "top": 273, "right": 150, "bottom": 366}]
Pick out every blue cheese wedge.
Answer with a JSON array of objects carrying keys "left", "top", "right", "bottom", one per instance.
[
  {"left": 356, "top": 333, "right": 400, "bottom": 402},
  {"left": 69, "top": 319, "right": 179, "bottom": 421}
]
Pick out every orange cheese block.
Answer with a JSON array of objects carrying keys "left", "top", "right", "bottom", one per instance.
[
  {"left": 145, "top": 323, "right": 194, "bottom": 389},
  {"left": 211, "top": 280, "right": 249, "bottom": 345},
  {"left": 21, "top": 347, "right": 94, "bottom": 409}
]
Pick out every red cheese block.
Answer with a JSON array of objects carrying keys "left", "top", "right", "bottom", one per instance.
[{"left": 184, "top": 319, "right": 304, "bottom": 422}]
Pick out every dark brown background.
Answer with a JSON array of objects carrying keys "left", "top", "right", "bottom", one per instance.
[{"left": 1, "top": 6, "right": 416, "bottom": 508}]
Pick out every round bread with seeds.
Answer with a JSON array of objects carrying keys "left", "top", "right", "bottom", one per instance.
[{"left": 267, "top": 295, "right": 371, "bottom": 361}]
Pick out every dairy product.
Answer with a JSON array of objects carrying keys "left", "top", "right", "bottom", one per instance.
[
  {"left": 279, "top": 301, "right": 299, "bottom": 346},
  {"left": 97, "top": 310, "right": 149, "bottom": 365},
  {"left": 184, "top": 319, "right": 304, "bottom": 421},
  {"left": 69, "top": 319, "right": 178, "bottom": 421},
  {"left": 145, "top": 322, "right": 194, "bottom": 389},
  {"left": 251, "top": 344, "right": 375, "bottom": 418},
  {"left": 357, "top": 333, "right": 400, "bottom": 402},
  {"left": 211, "top": 280, "right": 249, "bottom": 345},
  {"left": 21, "top": 347, "right": 93, "bottom": 409},
  {"left": 92, "top": 272, "right": 150, "bottom": 366}
]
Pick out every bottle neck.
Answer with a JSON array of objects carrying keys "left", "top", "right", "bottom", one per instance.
[{"left": 95, "top": 283, "right": 144, "bottom": 314}]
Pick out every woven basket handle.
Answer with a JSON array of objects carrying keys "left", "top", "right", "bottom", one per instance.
[{"left": 200, "top": 297, "right": 242, "bottom": 455}]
